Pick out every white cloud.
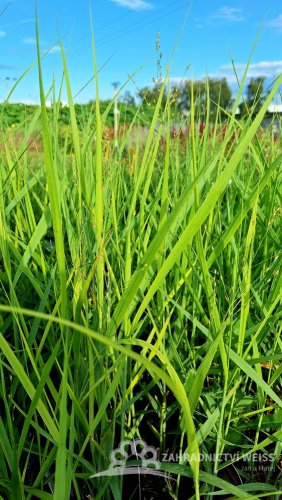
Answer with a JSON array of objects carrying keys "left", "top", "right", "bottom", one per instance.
[
  {"left": 9, "top": 99, "right": 70, "bottom": 107},
  {"left": 193, "top": 18, "right": 203, "bottom": 29},
  {"left": 110, "top": 0, "right": 153, "bottom": 10},
  {"left": 48, "top": 45, "right": 60, "bottom": 54},
  {"left": 210, "top": 73, "right": 239, "bottom": 85},
  {"left": 10, "top": 98, "right": 39, "bottom": 105},
  {"left": 267, "top": 14, "right": 282, "bottom": 30},
  {"left": 22, "top": 36, "right": 36, "bottom": 45},
  {"left": 1, "top": 18, "right": 34, "bottom": 28},
  {"left": 211, "top": 6, "right": 245, "bottom": 22},
  {"left": 168, "top": 61, "right": 282, "bottom": 88},
  {"left": 220, "top": 61, "right": 282, "bottom": 79},
  {"left": 166, "top": 77, "right": 190, "bottom": 85},
  {"left": 0, "top": 30, "right": 6, "bottom": 38}
]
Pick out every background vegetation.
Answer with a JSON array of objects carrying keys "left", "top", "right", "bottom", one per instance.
[{"left": 0, "top": 74, "right": 273, "bottom": 129}]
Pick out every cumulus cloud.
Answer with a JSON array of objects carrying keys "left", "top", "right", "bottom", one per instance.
[
  {"left": 267, "top": 14, "right": 282, "bottom": 30},
  {"left": 220, "top": 61, "right": 282, "bottom": 79},
  {"left": 2, "top": 18, "right": 34, "bottom": 28},
  {"left": 164, "top": 77, "right": 190, "bottom": 86},
  {"left": 11, "top": 98, "right": 39, "bottom": 105},
  {"left": 0, "top": 30, "right": 6, "bottom": 37},
  {"left": 48, "top": 45, "right": 60, "bottom": 53},
  {"left": 211, "top": 6, "right": 245, "bottom": 22},
  {"left": 168, "top": 61, "right": 282, "bottom": 88},
  {"left": 22, "top": 36, "right": 36, "bottom": 45},
  {"left": 110, "top": 0, "right": 153, "bottom": 10}
]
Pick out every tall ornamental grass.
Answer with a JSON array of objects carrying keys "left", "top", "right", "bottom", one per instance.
[{"left": 0, "top": 29, "right": 281, "bottom": 499}]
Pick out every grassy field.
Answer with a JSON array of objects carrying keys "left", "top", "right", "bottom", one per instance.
[{"left": 0, "top": 34, "right": 282, "bottom": 499}]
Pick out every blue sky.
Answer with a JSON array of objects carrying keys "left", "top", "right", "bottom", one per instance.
[{"left": 0, "top": 0, "right": 282, "bottom": 103}]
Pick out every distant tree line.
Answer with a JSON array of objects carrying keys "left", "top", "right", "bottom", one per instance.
[
  {"left": 135, "top": 78, "right": 233, "bottom": 120},
  {"left": 124, "top": 76, "right": 269, "bottom": 121},
  {"left": 0, "top": 76, "right": 270, "bottom": 129},
  {"left": 237, "top": 76, "right": 268, "bottom": 117}
]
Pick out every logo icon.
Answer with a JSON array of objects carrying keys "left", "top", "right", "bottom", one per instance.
[{"left": 90, "top": 438, "right": 168, "bottom": 478}]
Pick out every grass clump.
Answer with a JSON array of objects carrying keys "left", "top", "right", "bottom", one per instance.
[{"left": 0, "top": 29, "right": 281, "bottom": 500}]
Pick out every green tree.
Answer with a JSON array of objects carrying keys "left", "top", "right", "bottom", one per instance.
[
  {"left": 177, "top": 78, "right": 232, "bottom": 119},
  {"left": 239, "top": 76, "right": 267, "bottom": 117},
  {"left": 246, "top": 76, "right": 266, "bottom": 105},
  {"left": 208, "top": 78, "right": 233, "bottom": 116},
  {"left": 120, "top": 90, "right": 136, "bottom": 106},
  {"left": 137, "top": 84, "right": 168, "bottom": 123},
  {"left": 138, "top": 84, "right": 167, "bottom": 106}
]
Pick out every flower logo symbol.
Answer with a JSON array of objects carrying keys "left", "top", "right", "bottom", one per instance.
[{"left": 90, "top": 438, "right": 168, "bottom": 478}]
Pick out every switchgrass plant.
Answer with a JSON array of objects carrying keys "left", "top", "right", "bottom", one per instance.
[{"left": 0, "top": 29, "right": 281, "bottom": 500}]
